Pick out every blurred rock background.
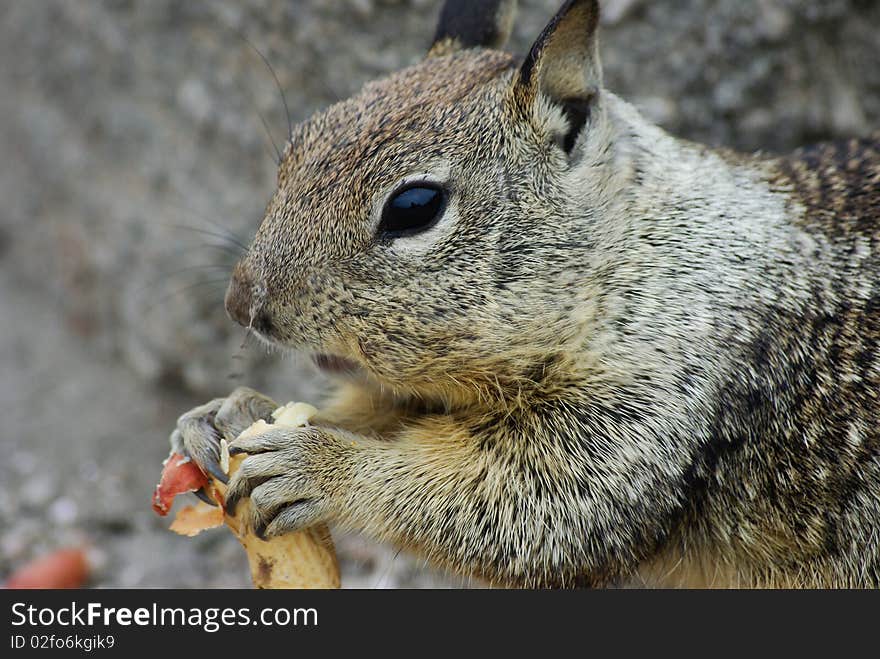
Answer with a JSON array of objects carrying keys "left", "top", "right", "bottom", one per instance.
[{"left": 1, "top": 0, "right": 878, "bottom": 588}]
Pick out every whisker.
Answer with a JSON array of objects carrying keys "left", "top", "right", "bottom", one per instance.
[
  {"left": 241, "top": 327, "right": 254, "bottom": 351},
  {"left": 140, "top": 278, "right": 231, "bottom": 314},
  {"left": 258, "top": 111, "right": 283, "bottom": 165},
  {"left": 234, "top": 28, "right": 293, "bottom": 141},
  {"left": 114, "top": 204, "right": 248, "bottom": 252},
  {"left": 162, "top": 223, "right": 250, "bottom": 253},
  {"left": 133, "top": 263, "right": 231, "bottom": 297},
  {"left": 158, "top": 186, "right": 253, "bottom": 232},
  {"left": 157, "top": 200, "right": 251, "bottom": 251},
  {"left": 225, "top": 327, "right": 255, "bottom": 384},
  {"left": 374, "top": 547, "right": 406, "bottom": 589},
  {"left": 161, "top": 242, "right": 246, "bottom": 260}
]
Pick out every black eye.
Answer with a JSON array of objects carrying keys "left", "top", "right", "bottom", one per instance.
[{"left": 378, "top": 184, "right": 446, "bottom": 238}]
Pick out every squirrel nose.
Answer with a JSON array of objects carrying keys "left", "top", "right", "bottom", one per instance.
[
  {"left": 225, "top": 265, "right": 256, "bottom": 328},
  {"left": 225, "top": 263, "right": 276, "bottom": 335}
]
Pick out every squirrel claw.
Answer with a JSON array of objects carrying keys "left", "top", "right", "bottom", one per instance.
[
  {"left": 193, "top": 487, "right": 218, "bottom": 507},
  {"left": 203, "top": 460, "right": 229, "bottom": 485}
]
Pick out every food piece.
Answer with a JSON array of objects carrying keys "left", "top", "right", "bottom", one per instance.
[
  {"left": 272, "top": 401, "right": 319, "bottom": 427},
  {"left": 169, "top": 501, "right": 225, "bottom": 537},
  {"left": 153, "top": 402, "right": 340, "bottom": 588},
  {"left": 5, "top": 548, "right": 90, "bottom": 589},
  {"left": 219, "top": 438, "right": 230, "bottom": 475},
  {"left": 215, "top": 453, "right": 340, "bottom": 589},
  {"left": 152, "top": 453, "right": 209, "bottom": 516},
  {"left": 239, "top": 419, "right": 272, "bottom": 439}
]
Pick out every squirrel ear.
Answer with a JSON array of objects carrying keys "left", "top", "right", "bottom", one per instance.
[
  {"left": 428, "top": 0, "right": 517, "bottom": 57},
  {"left": 512, "top": 0, "right": 602, "bottom": 149}
]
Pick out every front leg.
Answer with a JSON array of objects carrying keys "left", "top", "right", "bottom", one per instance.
[
  {"left": 224, "top": 424, "right": 356, "bottom": 539},
  {"left": 169, "top": 386, "right": 279, "bottom": 486},
  {"left": 224, "top": 409, "right": 690, "bottom": 587}
]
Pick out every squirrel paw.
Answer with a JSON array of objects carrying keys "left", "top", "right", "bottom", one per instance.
[
  {"left": 224, "top": 426, "right": 339, "bottom": 539},
  {"left": 169, "top": 386, "right": 278, "bottom": 491}
]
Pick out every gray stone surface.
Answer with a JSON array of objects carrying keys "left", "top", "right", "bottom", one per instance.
[{"left": 1, "top": 0, "right": 878, "bottom": 588}]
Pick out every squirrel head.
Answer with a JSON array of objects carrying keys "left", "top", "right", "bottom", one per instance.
[{"left": 227, "top": 0, "right": 614, "bottom": 402}]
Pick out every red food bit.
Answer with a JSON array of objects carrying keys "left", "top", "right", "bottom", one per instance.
[
  {"left": 5, "top": 548, "right": 90, "bottom": 589},
  {"left": 151, "top": 453, "right": 209, "bottom": 516}
]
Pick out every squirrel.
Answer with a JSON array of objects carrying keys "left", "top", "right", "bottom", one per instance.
[{"left": 169, "top": 0, "right": 880, "bottom": 588}]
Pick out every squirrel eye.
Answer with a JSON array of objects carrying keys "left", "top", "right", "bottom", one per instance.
[{"left": 379, "top": 184, "right": 446, "bottom": 238}]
